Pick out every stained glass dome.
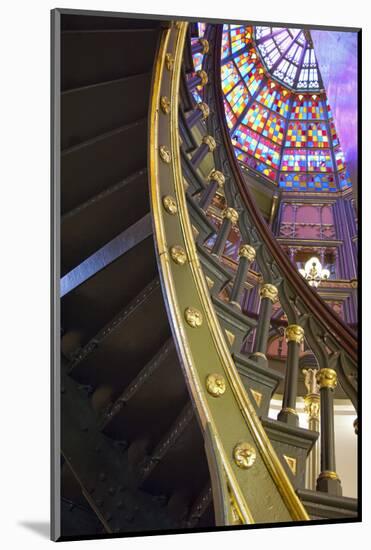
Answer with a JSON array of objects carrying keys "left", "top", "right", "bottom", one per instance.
[
  {"left": 219, "top": 24, "right": 352, "bottom": 192},
  {"left": 190, "top": 23, "right": 352, "bottom": 193}
]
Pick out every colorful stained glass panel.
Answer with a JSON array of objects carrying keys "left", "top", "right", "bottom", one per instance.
[
  {"left": 242, "top": 102, "right": 268, "bottom": 132},
  {"left": 307, "top": 150, "right": 333, "bottom": 172}
]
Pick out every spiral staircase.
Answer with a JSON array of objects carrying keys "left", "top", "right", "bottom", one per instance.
[{"left": 53, "top": 10, "right": 359, "bottom": 540}]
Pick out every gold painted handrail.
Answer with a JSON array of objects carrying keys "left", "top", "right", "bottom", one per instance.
[{"left": 148, "top": 21, "right": 309, "bottom": 525}]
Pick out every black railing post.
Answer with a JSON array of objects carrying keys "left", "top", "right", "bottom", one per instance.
[
  {"left": 191, "top": 37, "right": 210, "bottom": 56},
  {"left": 316, "top": 368, "right": 342, "bottom": 496},
  {"left": 277, "top": 325, "right": 304, "bottom": 427},
  {"left": 211, "top": 207, "right": 238, "bottom": 258},
  {"left": 187, "top": 101, "right": 210, "bottom": 128},
  {"left": 188, "top": 69, "right": 208, "bottom": 92},
  {"left": 199, "top": 169, "right": 225, "bottom": 210},
  {"left": 249, "top": 284, "right": 278, "bottom": 366},
  {"left": 229, "top": 245, "right": 256, "bottom": 309},
  {"left": 191, "top": 135, "right": 217, "bottom": 169}
]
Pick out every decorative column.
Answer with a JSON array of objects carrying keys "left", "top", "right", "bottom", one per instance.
[
  {"left": 188, "top": 69, "right": 208, "bottom": 92},
  {"left": 303, "top": 368, "right": 320, "bottom": 490},
  {"left": 268, "top": 193, "right": 279, "bottom": 228},
  {"left": 277, "top": 325, "right": 304, "bottom": 427},
  {"left": 191, "top": 37, "right": 209, "bottom": 56},
  {"left": 191, "top": 135, "right": 217, "bottom": 169},
  {"left": 199, "top": 169, "right": 225, "bottom": 211},
  {"left": 289, "top": 247, "right": 297, "bottom": 265},
  {"left": 186, "top": 101, "right": 210, "bottom": 128},
  {"left": 249, "top": 284, "right": 278, "bottom": 366},
  {"left": 229, "top": 245, "right": 256, "bottom": 309},
  {"left": 211, "top": 207, "right": 238, "bottom": 258},
  {"left": 316, "top": 368, "right": 342, "bottom": 496}
]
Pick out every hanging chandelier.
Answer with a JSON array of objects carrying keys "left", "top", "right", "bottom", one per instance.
[{"left": 299, "top": 257, "right": 330, "bottom": 288}]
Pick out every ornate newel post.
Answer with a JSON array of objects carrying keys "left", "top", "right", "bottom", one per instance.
[
  {"left": 249, "top": 284, "right": 278, "bottom": 365},
  {"left": 188, "top": 69, "right": 208, "bottom": 92},
  {"left": 191, "top": 135, "right": 217, "bottom": 169},
  {"left": 191, "top": 37, "right": 209, "bottom": 56},
  {"left": 229, "top": 245, "right": 256, "bottom": 309},
  {"left": 211, "top": 207, "right": 238, "bottom": 258},
  {"left": 316, "top": 368, "right": 342, "bottom": 496},
  {"left": 303, "top": 368, "right": 320, "bottom": 490},
  {"left": 277, "top": 325, "right": 304, "bottom": 427},
  {"left": 187, "top": 101, "right": 210, "bottom": 128},
  {"left": 199, "top": 169, "right": 225, "bottom": 210}
]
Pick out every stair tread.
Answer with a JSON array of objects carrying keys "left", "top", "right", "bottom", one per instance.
[
  {"left": 61, "top": 28, "right": 160, "bottom": 90},
  {"left": 61, "top": 72, "right": 152, "bottom": 149},
  {"left": 61, "top": 118, "right": 147, "bottom": 213},
  {"left": 68, "top": 278, "right": 170, "bottom": 393},
  {"left": 61, "top": 169, "right": 149, "bottom": 274},
  {"left": 102, "top": 339, "right": 189, "bottom": 446},
  {"left": 61, "top": 231, "right": 157, "bottom": 354}
]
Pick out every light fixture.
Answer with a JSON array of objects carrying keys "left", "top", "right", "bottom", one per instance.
[{"left": 299, "top": 256, "right": 330, "bottom": 288}]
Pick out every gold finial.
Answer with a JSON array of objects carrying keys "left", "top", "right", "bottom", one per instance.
[
  {"left": 202, "top": 135, "right": 217, "bottom": 152},
  {"left": 259, "top": 283, "right": 278, "bottom": 302},
  {"left": 316, "top": 368, "right": 337, "bottom": 390},
  {"left": 239, "top": 244, "right": 256, "bottom": 262},
  {"left": 184, "top": 307, "right": 203, "bottom": 328},
  {"left": 170, "top": 245, "right": 187, "bottom": 265},
  {"left": 233, "top": 442, "right": 256, "bottom": 469},
  {"left": 206, "top": 373, "right": 226, "bottom": 397},
  {"left": 199, "top": 38, "right": 209, "bottom": 54},
  {"left": 165, "top": 53, "right": 174, "bottom": 71},
  {"left": 159, "top": 145, "right": 171, "bottom": 164},
  {"left": 160, "top": 96, "right": 171, "bottom": 114},
  {"left": 162, "top": 195, "right": 178, "bottom": 215},
  {"left": 223, "top": 207, "right": 239, "bottom": 225},
  {"left": 197, "top": 70, "right": 208, "bottom": 87},
  {"left": 197, "top": 102, "right": 210, "bottom": 120},
  {"left": 285, "top": 324, "right": 304, "bottom": 344},
  {"left": 207, "top": 169, "right": 225, "bottom": 187}
]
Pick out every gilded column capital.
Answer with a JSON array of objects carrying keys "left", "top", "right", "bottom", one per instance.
[
  {"left": 207, "top": 168, "right": 225, "bottom": 187},
  {"left": 259, "top": 283, "right": 278, "bottom": 302},
  {"left": 197, "top": 69, "right": 208, "bottom": 87},
  {"left": 285, "top": 324, "right": 304, "bottom": 344},
  {"left": 303, "top": 368, "right": 320, "bottom": 395},
  {"left": 222, "top": 207, "right": 239, "bottom": 225},
  {"left": 197, "top": 101, "right": 210, "bottom": 120},
  {"left": 202, "top": 135, "right": 216, "bottom": 152},
  {"left": 238, "top": 244, "right": 256, "bottom": 262},
  {"left": 316, "top": 368, "right": 337, "bottom": 390},
  {"left": 304, "top": 394, "right": 320, "bottom": 420},
  {"left": 199, "top": 38, "right": 209, "bottom": 54}
]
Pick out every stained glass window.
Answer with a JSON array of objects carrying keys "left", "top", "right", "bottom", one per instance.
[{"left": 220, "top": 23, "right": 352, "bottom": 192}]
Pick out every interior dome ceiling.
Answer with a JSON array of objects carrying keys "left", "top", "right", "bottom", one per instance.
[{"left": 212, "top": 24, "right": 352, "bottom": 192}]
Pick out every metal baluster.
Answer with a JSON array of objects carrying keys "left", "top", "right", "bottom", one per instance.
[
  {"left": 199, "top": 169, "right": 225, "bottom": 211},
  {"left": 191, "top": 38, "right": 209, "bottom": 56},
  {"left": 187, "top": 102, "right": 210, "bottom": 128},
  {"left": 211, "top": 207, "right": 238, "bottom": 258},
  {"left": 229, "top": 245, "right": 256, "bottom": 309},
  {"left": 316, "top": 368, "right": 343, "bottom": 496},
  {"left": 249, "top": 284, "right": 278, "bottom": 366},
  {"left": 191, "top": 135, "right": 217, "bottom": 169},
  {"left": 277, "top": 325, "right": 304, "bottom": 427},
  {"left": 188, "top": 69, "right": 208, "bottom": 92},
  {"left": 303, "top": 368, "right": 320, "bottom": 490}
]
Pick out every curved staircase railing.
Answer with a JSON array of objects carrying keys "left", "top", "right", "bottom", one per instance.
[
  {"left": 149, "top": 20, "right": 314, "bottom": 525},
  {"left": 157, "top": 21, "right": 358, "bottom": 520}
]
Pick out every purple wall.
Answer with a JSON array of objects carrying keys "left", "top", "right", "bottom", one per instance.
[{"left": 311, "top": 30, "right": 358, "bottom": 196}]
